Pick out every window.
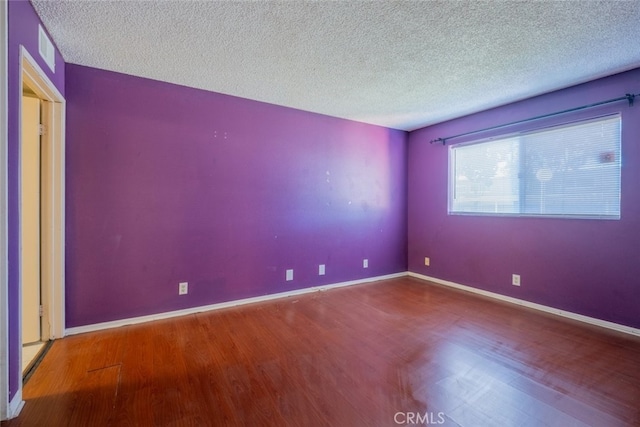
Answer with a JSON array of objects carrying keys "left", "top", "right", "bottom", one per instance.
[{"left": 449, "top": 114, "right": 621, "bottom": 219}]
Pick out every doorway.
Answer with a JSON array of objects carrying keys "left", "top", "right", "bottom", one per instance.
[
  {"left": 20, "top": 91, "right": 44, "bottom": 374},
  {"left": 16, "top": 46, "right": 65, "bottom": 403}
]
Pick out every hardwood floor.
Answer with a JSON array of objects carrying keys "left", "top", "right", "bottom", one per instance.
[{"left": 3, "top": 277, "right": 640, "bottom": 426}]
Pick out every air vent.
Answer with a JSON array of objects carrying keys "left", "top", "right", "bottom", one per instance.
[{"left": 38, "top": 24, "right": 55, "bottom": 73}]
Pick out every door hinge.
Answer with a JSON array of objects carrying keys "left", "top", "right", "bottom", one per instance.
[
  {"left": 38, "top": 124, "right": 46, "bottom": 136},
  {"left": 39, "top": 305, "right": 44, "bottom": 317}
]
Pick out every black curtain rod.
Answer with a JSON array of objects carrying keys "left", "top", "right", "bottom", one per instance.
[{"left": 429, "top": 93, "right": 637, "bottom": 145}]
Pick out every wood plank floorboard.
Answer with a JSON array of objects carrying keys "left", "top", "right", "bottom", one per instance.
[{"left": 3, "top": 277, "right": 639, "bottom": 426}]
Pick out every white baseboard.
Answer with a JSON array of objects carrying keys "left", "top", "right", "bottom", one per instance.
[
  {"left": 408, "top": 272, "right": 640, "bottom": 337},
  {"left": 65, "top": 272, "right": 408, "bottom": 336},
  {"left": 65, "top": 271, "right": 638, "bottom": 338},
  {"left": 8, "top": 389, "right": 24, "bottom": 420}
]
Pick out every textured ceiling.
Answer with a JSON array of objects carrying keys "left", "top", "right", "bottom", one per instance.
[{"left": 32, "top": 1, "right": 640, "bottom": 131}]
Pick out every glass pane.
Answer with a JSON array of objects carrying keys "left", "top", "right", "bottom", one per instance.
[
  {"left": 451, "top": 137, "right": 520, "bottom": 214},
  {"left": 521, "top": 116, "right": 621, "bottom": 217}
]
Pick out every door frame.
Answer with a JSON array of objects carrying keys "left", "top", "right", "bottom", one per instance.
[{"left": 20, "top": 47, "right": 65, "bottom": 343}]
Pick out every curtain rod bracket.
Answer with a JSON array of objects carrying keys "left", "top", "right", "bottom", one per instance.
[
  {"left": 429, "top": 137, "right": 446, "bottom": 145},
  {"left": 627, "top": 93, "right": 635, "bottom": 107}
]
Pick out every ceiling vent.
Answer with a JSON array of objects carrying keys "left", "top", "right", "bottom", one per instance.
[{"left": 38, "top": 24, "right": 55, "bottom": 73}]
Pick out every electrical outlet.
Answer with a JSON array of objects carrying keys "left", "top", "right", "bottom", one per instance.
[
  {"left": 512, "top": 274, "right": 521, "bottom": 286},
  {"left": 286, "top": 269, "right": 294, "bottom": 281},
  {"left": 363, "top": 259, "right": 368, "bottom": 268},
  {"left": 319, "top": 264, "right": 325, "bottom": 275},
  {"left": 179, "top": 282, "right": 188, "bottom": 295},
  {"left": 424, "top": 257, "right": 430, "bottom": 266}
]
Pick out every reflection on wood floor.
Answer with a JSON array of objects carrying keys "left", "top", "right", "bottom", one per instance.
[{"left": 3, "top": 277, "right": 639, "bottom": 426}]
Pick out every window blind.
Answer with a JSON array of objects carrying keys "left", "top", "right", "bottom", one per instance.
[{"left": 449, "top": 114, "right": 621, "bottom": 219}]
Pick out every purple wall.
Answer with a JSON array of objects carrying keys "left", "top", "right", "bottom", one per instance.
[
  {"left": 408, "top": 68, "right": 640, "bottom": 329},
  {"left": 65, "top": 64, "right": 407, "bottom": 327},
  {"left": 7, "top": 0, "right": 65, "bottom": 403}
]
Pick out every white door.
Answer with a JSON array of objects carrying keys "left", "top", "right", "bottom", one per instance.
[{"left": 21, "top": 95, "right": 41, "bottom": 345}]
